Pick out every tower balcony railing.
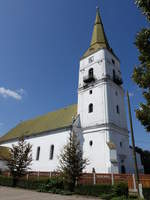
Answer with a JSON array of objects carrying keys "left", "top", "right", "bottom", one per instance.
[
  {"left": 83, "top": 75, "right": 96, "bottom": 84},
  {"left": 113, "top": 75, "right": 123, "bottom": 86}
]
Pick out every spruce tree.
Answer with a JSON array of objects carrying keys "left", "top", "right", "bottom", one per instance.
[
  {"left": 59, "top": 132, "right": 88, "bottom": 191},
  {"left": 132, "top": 0, "right": 150, "bottom": 131},
  {"left": 7, "top": 136, "right": 32, "bottom": 186}
]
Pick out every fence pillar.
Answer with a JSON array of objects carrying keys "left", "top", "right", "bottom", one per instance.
[
  {"left": 139, "top": 183, "right": 144, "bottom": 199},
  {"left": 92, "top": 168, "right": 96, "bottom": 185},
  {"left": 49, "top": 172, "right": 52, "bottom": 178},
  {"left": 132, "top": 174, "right": 137, "bottom": 191},
  {"left": 26, "top": 173, "right": 29, "bottom": 181},
  {"left": 111, "top": 173, "right": 114, "bottom": 186},
  {"left": 37, "top": 171, "right": 40, "bottom": 181}
]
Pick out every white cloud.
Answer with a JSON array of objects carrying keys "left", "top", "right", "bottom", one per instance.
[{"left": 0, "top": 87, "right": 23, "bottom": 100}]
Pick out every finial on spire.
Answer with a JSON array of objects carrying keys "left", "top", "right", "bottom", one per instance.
[{"left": 96, "top": 6, "right": 100, "bottom": 16}]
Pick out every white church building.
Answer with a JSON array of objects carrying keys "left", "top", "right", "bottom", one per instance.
[{"left": 0, "top": 8, "right": 143, "bottom": 174}]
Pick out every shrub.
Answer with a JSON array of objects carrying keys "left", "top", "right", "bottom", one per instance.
[
  {"left": 143, "top": 188, "right": 150, "bottom": 200},
  {"left": 16, "top": 179, "right": 47, "bottom": 190},
  {"left": 75, "top": 184, "right": 112, "bottom": 197},
  {"left": 112, "top": 182, "right": 128, "bottom": 197},
  {"left": 0, "top": 175, "right": 13, "bottom": 187},
  {"left": 38, "top": 177, "right": 64, "bottom": 192}
]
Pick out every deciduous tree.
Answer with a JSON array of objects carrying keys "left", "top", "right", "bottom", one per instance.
[
  {"left": 59, "top": 132, "right": 88, "bottom": 191},
  {"left": 7, "top": 136, "right": 32, "bottom": 186},
  {"left": 132, "top": 0, "right": 150, "bottom": 131}
]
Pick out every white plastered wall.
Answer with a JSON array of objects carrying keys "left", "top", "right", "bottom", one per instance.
[{"left": 1, "top": 129, "right": 71, "bottom": 172}]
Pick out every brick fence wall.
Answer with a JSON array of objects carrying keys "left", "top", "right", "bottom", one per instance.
[{"left": 2, "top": 171, "right": 150, "bottom": 190}]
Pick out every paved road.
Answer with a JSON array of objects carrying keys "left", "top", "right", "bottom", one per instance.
[{"left": 0, "top": 186, "right": 100, "bottom": 200}]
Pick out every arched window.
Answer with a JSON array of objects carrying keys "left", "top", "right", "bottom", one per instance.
[
  {"left": 36, "top": 146, "right": 40, "bottom": 161},
  {"left": 89, "top": 140, "right": 93, "bottom": 146},
  {"left": 89, "top": 103, "right": 93, "bottom": 113},
  {"left": 89, "top": 68, "right": 94, "bottom": 77},
  {"left": 120, "top": 142, "right": 123, "bottom": 147},
  {"left": 116, "top": 105, "right": 120, "bottom": 114},
  {"left": 50, "top": 145, "right": 54, "bottom": 160}
]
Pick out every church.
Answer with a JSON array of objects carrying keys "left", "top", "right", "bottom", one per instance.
[{"left": 0, "top": 8, "right": 143, "bottom": 174}]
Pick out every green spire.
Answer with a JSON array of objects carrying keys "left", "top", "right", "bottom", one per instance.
[
  {"left": 82, "top": 7, "right": 111, "bottom": 59},
  {"left": 90, "top": 7, "right": 110, "bottom": 48}
]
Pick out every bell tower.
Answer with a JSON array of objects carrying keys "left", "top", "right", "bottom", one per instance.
[{"left": 77, "top": 8, "right": 130, "bottom": 173}]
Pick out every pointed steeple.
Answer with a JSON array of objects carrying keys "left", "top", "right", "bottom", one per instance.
[
  {"left": 82, "top": 7, "right": 112, "bottom": 59},
  {"left": 90, "top": 7, "right": 110, "bottom": 48}
]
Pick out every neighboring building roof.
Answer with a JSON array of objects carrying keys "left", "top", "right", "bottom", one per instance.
[
  {"left": 81, "top": 8, "right": 117, "bottom": 60},
  {"left": 0, "top": 146, "right": 10, "bottom": 161},
  {"left": 0, "top": 104, "right": 77, "bottom": 144}
]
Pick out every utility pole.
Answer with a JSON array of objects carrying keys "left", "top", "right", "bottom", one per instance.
[{"left": 127, "top": 91, "right": 140, "bottom": 196}]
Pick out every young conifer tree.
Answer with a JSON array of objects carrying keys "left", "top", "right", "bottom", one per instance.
[
  {"left": 132, "top": 0, "right": 150, "bottom": 131},
  {"left": 8, "top": 136, "right": 32, "bottom": 186},
  {"left": 59, "top": 132, "right": 88, "bottom": 191}
]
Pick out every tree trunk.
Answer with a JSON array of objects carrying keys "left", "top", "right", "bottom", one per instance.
[{"left": 12, "top": 177, "right": 18, "bottom": 187}]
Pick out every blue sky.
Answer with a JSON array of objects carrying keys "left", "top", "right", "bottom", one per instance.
[{"left": 0, "top": 0, "right": 149, "bottom": 150}]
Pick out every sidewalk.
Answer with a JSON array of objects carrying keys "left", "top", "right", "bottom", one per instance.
[{"left": 0, "top": 186, "right": 101, "bottom": 200}]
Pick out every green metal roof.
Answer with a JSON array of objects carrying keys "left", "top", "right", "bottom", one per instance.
[
  {"left": 0, "top": 104, "right": 77, "bottom": 143},
  {"left": 81, "top": 8, "right": 112, "bottom": 59}
]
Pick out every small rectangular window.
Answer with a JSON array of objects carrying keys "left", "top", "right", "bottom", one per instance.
[
  {"left": 116, "top": 105, "right": 120, "bottom": 114},
  {"left": 50, "top": 145, "right": 54, "bottom": 160},
  {"left": 89, "top": 90, "right": 92, "bottom": 94},
  {"left": 112, "top": 59, "right": 115, "bottom": 65},
  {"left": 36, "top": 147, "right": 40, "bottom": 161},
  {"left": 89, "top": 104, "right": 93, "bottom": 113}
]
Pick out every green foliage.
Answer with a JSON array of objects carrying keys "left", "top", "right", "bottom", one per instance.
[
  {"left": 38, "top": 177, "right": 64, "bottom": 192},
  {"left": 7, "top": 136, "right": 32, "bottom": 186},
  {"left": 143, "top": 188, "right": 150, "bottom": 200},
  {"left": 0, "top": 176, "right": 13, "bottom": 187},
  {"left": 0, "top": 175, "right": 47, "bottom": 189},
  {"left": 132, "top": 0, "right": 150, "bottom": 132},
  {"left": 0, "top": 175, "right": 140, "bottom": 199},
  {"left": 135, "top": 146, "right": 150, "bottom": 173},
  {"left": 135, "top": 0, "right": 150, "bottom": 21},
  {"left": 58, "top": 132, "right": 88, "bottom": 191},
  {"left": 75, "top": 184, "right": 112, "bottom": 197},
  {"left": 112, "top": 182, "right": 128, "bottom": 197}
]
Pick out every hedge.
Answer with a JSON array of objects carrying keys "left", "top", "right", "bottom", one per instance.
[
  {"left": 0, "top": 176, "right": 147, "bottom": 199},
  {"left": 0, "top": 175, "right": 47, "bottom": 190},
  {"left": 143, "top": 188, "right": 150, "bottom": 200},
  {"left": 75, "top": 184, "right": 113, "bottom": 197}
]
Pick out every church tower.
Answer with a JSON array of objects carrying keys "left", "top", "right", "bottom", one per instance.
[{"left": 77, "top": 8, "right": 130, "bottom": 173}]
